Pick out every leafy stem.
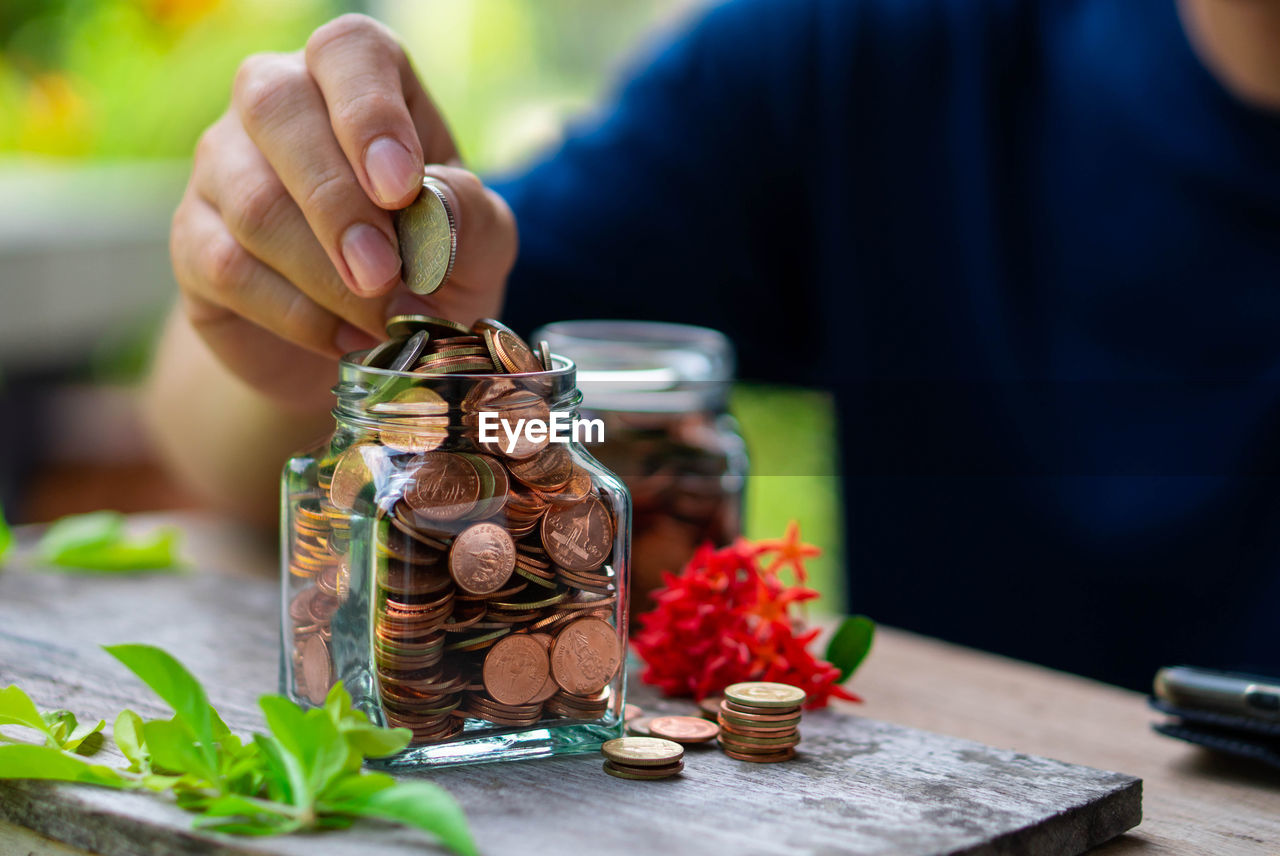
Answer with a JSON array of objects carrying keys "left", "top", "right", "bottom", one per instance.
[{"left": 0, "top": 645, "right": 475, "bottom": 855}]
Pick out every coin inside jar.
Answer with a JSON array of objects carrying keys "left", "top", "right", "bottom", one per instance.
[
  {"left": 549, "top": 615, "right": 622, "bottom": 694},
  {"left": 542, "top": 494, "right": 613, "bottom": 572},
  {"left": 405, "top": 452, "right": 481, "bottom": 521},
  {"left": 449, "top": 522, "right": 516, "bottom": 595},
  {"left": 482, "top": 633, "right": 550, "bottom": 705}
]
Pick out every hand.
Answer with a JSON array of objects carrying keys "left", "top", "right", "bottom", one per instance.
[{"left": 170, "top": 14, "right": 517, "bottom": 409}]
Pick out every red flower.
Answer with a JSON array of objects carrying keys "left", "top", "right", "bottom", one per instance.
[{"left": 632, "top": 523, "right": 864, "bottom": 709}]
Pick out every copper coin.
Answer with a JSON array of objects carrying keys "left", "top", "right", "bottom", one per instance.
[
  {"left": 721, "top": 747, "right": 796, "bottom": 763},
  {"left": 549, "top": 616, "right": 621, "bottom": 694},
  {"left": 299, "top": 635, "right": 333, "bottom": 706},
  {"left": 448, "top": 523, "right": 516, "bottom": 595},
  {"left": 474, "top": 319, "right": 543, "bottom": 374},
  {"left": 481, "top": 634, "right": 550, "bottom": 706},
  {"left": 602, "top": 760, "right": 684, "bottom": 780},
  {"left": 626, "top": 716, "right": 654, "bottom": 736},
  {"left": 508, "top": 445, "right": 573, "bottom": 492},
  {"left": 524, "top": 633, "right": 561, "bottom": 703},
  {"left": 698, "top": 696, "right": 723, "bottom": 721},
  {"left": 648, "top": 715, "right": 720, "bottom": 744},
  {"left": 624, "top": 703, "right": 643, "bottom": 722},
  {"left": 541, "top": 494, "right": 613, "bottom": 572},
  {"left": 405, "top": 452, "right": 480, "bottom": 521},
  {"left": 544, "top": 465, "right": 592, "bottom": 505}
]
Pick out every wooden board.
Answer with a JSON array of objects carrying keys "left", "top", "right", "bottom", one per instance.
[{"left": 0, "top": 518, "right": 1141, "bottom": 855}]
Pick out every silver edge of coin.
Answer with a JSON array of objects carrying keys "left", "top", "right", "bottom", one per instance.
[{"left": 422, "top": 176, "right": 458, "bottom": 291}]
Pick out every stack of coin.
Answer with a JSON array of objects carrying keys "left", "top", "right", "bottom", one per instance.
[
  {"left": 601, "top": 737, "right": 684, "bottom": 780},
  {"left": 286, "top": 315, "right": 627, "bottom": 745},
  {"left": 716, "top": 682, "right": 806, "bottom": 762}
]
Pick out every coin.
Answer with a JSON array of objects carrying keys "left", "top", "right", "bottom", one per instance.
[
  {"left": 724, "top": 682, "right": 807, "bottom": 709},
  {"left": 549, "top": 616, "right": 621, "bottom": 694},
  {"left": 698, "top": 696, "right": 723, "bottom": 721},
  {"left": 721, "top": 747, "right": 796, "bottom": 763},
  {"left": 299, "top": 634, "right": 333, "bottom": 706},
  {"left": 385, "top": 314, "right": 470, "bottom": 340},
  {"left": 509, "top": 444, "right": 573, "bottom": 492},
  {"left": 449, "top": 522, "right": 516, "bottom": 595},
  {"left": 624, "top": 703, "right": 643, "bottom": 722},
  {"left": 404, "top": 452, "right": 481, "bottom": 521},
  {"left": 542, "top": 494, "right": 613, "bottom": 572},
  {"left": 482, "top": 634, "right": 550, "bottom": 705},
  {"left": 602, "top": 759, "right": 684, "bottom": 780},
  {"left": 626, "top": 716, "right": 654, "bottom": 736},
  {"left": 329, "top": 444, "right": 376, "bottom": 511},
  {"left": 601, "top": 736, "right": 684, "bottom": 767},
  {"left": 647, "top": 715, "right": 720, "bottom": 744},
  {"left": 523, "top": 633, "right": 561, "bottom": 703},
  {"left": 389, "top": 329, "right": 430, "bottom": 372},
  {"left": 395, "top": 176, "right": 456, "bottom": 295}
]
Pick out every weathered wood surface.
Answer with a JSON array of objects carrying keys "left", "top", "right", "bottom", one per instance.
[{"left": 0, "top": 515, "right": 1147, "bottom": 855}]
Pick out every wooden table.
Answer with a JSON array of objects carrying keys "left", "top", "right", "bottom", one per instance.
[{"left": 0, "top": 514, "right": 1276, "bottom": 854}]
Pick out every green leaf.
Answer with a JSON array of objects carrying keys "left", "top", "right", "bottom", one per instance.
[
  {"left": 0, "top": 685, "right": 57, "bottom": 742},
  {"left": 188, "top": 793, "right": 301, "bottom": 834},
  {"left": 259, "top": 696, "right": 349, "bottom": 803},
  {"left": 333, "top": 781, "right": 477, "bottom": 856},
  {"left": 64, "top": 720, "right": 106, "bottom": 755},
  {"left": 252, "top": 733, "right": 298, "bottom": 806},
  {"left": 825, "top": 615, "right": 876, "bottom": 682},
  {"left": 36, "top": 511, "right": 181, "bottom": 572},
  {"left": 0, "top": 744, "right": 130, "bottom": 788},
  {"left": 141, "top": 717, "right": 216, "bottom": 782},
  {"left": 321, "top": 684, "right": 410, "bottom": 760},
  {"left": 41, "top": 709, "right": 77, "bottom": 744},
  {"left": 113, "top": 710, "right": 149, "bottom": 771},
  {"left": 103, "top": 645, "right": 215, "bottom": 768},
  {"left": 37, "top": 512, "right": 123, "bottom": 559},
  {"left": 319, "top": 770, "right": 396, "bottom": 804},
  {"left": 0, "top": 503, "right": 12, "bottom": 564}
]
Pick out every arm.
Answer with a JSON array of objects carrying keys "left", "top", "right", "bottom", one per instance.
[{"left": 495, "top": 0, "right": 823, "bottom": 383}]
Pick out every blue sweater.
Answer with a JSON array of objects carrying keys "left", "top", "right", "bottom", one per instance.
[{"left": 496, "top": 0, "right": 1280, "bottom": 689}]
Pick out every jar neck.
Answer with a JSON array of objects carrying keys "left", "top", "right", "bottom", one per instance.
[{"left": 330, "top": 355, "right": 582, "bottom": 434}]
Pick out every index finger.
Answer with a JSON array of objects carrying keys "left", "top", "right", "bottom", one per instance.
[{"left": 305, "top": 14, "right": 459, "bottom": 209}]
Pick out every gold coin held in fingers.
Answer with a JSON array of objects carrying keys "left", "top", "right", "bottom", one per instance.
[{"left": 395, "top": 176, "right": 456, "bottom": 295}]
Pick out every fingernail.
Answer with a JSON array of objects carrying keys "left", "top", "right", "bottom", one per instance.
[
  {"left": 335, "top": 323, "right": 380, "bottom": 356},
  {"left": 365, "top": 136, "right": 419, "bottom": 206},
  {"left": 341, "top": 223, "right": 401, "bottom": 296}
]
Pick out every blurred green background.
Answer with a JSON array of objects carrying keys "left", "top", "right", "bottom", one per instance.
[{"left": 0, "top": 0, "right": 845, "bottom": 610}]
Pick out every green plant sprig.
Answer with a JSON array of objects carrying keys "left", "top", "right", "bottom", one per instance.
[{"left": 0, "top": 644, "right": 475, "bottom": 854}]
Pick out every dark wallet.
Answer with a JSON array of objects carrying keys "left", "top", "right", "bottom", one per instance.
[{"left": 1149, "top": 697, "right": 1280, "bottom": 771}]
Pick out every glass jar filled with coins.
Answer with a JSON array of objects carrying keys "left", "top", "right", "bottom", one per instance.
[
  {"left": 533, "top": 321, "right": 747, "bottom": 624},
  {"left": 280, "top": 315, "right": 632, "bottom": 767}
]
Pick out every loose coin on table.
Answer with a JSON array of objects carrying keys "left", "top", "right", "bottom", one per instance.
[
  {"left": 601, "top": 736, "right": 684, "bottom": 780},
  {"left": 647, "top": 715, "right": 720, "bottom": 745}
]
